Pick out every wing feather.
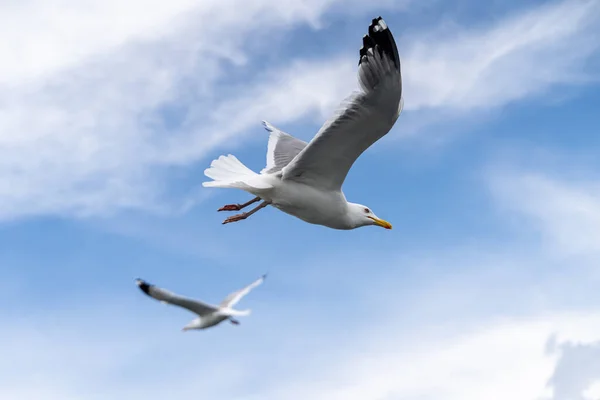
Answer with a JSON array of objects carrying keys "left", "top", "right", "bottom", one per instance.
[
  {"left": 282, "top": 16, "right": 403, "bottom": 191},
  {"left": 261, "top": 121, "right": 308, "bottom": 174},
  {"left": 135, "top": 279, "right": 217, "bottom": 316},
  {"left": 219, "top": 274, "right": 267, "bottom": 308}
]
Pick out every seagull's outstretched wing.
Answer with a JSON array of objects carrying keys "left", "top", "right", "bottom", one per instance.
[
  {"left": 135, "top": 279, "right": 217, "bottom": 316},
  {"left": 219, "top": 274, "right": 267, "bottom": 309},
  {"left": 282, "top": 16, "right": 403, "bottom": 192},
  {"left": 260, "top": 121, "right": 308, "bottom": 174}
]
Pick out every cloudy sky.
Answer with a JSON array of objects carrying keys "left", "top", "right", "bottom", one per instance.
[{"left": 2, "top": 0, "right": 600, "bottom": 399}]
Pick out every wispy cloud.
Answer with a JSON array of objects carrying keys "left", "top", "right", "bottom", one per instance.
[
  {"left": 489, "top": 169, "right": 600, "bottom": 256},
  {"left": 403, "top": 0, "right": 600, "bottom": 111},
  {"left": 249, "top": 312, "right": 600, "bottom": 400},
  {"left": 4, "top": 305, "right": 600, "bottom": 400},
  {"left": 159, "top": 57, "right": 357, "bottom": 165}
]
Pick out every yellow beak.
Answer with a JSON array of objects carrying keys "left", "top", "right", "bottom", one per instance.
[{"left": 369, "top": 217, "right": 392, "bottom": 230}]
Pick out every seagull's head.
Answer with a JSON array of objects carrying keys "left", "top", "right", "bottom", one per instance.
[{"left": 347, "top": 203, "right": 392, "bottom": 230}]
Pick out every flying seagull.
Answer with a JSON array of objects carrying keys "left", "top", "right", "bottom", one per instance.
[
  {"left": 203, "top": 16, "right": 403, "bottom": 230},
  {"left": 135, "top": 274, "right": 266, "bottom": 331}
]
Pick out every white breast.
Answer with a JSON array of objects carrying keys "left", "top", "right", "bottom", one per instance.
[
  {"left": 200, "top": 314, "right": 228, "bottom": 329},
  {"left": 269, "top": 180, "right": 351, "bottom": 229}
]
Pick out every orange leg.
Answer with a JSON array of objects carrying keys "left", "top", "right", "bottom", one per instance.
[
  {"left": 222, "top": 201, "right": 269, "bottom": 225},
  {"left": 218, "top": 196, "right": 260, "bottom": 212}
]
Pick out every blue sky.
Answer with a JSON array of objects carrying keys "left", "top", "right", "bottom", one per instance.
[{"left": 2, "top": 0, "right": 600, "bottom": 399}]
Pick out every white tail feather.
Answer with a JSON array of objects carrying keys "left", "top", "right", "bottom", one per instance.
[
  {"left": 204, "top": 154, "right": 255, "bottom": 180},
  {"left": 220, "top": 308, "right": 251, "bottom": 317},
  {"left": 202, "top": 154, "right": 270, "bottom": 190}
]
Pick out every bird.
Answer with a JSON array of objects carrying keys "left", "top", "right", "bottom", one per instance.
[
  {"left": 203, "top": 16, "right": 403, "bottom": 230},
  {"left": 135, "top": 274, "right": 267, "bottom": 331}
]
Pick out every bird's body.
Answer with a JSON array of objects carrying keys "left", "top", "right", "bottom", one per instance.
[
  {"left": 203, "top": 16, "right": 403, "bottom": 230},
  {"left": 243, "top": 173, "right": 351, "bottom": 229},
  {"left": 271, "top": 183, "right": 350, "bottom": 229},
  {"left": 186, "top": 314, "right": 229, "bottom": 330},
  {"left": 135, "top": 274, "right": 266, "bottom": 331}
]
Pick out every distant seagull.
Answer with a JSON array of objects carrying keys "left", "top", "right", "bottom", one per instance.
[
  {"left": 203, "top": 16, "right": 403, "bottom": 230},
  {"left": 135, "top": 274, "right": 266, "bottom": 331}
]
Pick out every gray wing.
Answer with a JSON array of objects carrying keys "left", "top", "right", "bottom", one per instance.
[
  {"left": 260, "top": 121, "right": 308, "bottom": 174},
  {"left": 282, "top": 17, "right": 403, "bottom": 192},
  {"left": 219, "top": 274, "right": 267, "bottom": 308},
  {"left": 135, "top": 279, "right": 217, "bottom": 316}
]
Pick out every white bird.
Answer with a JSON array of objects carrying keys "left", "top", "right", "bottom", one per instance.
[
  {"left": 135, "top": 274, "right": 266, "bottom": 331},
  {"left": 203, "top": 16, "right": 403, "bottom": 230}
]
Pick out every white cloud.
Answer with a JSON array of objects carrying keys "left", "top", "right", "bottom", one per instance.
[
  {"left": 489, "top": 171, "right": 600, "bottom": 256},
  {"left": 403, "top": 0, "right": 600, "bottom": 111},
  {"left": 0, "top": 0, "right": 202, "bottom": 85},
  {"left": 4, "top": 305, "right": 600, "bottom": 400},
  {"left": 159, "top": 57, "right": 357, "bottom": 165},
  {"left": 249, "top": 313, "right": 600, "bottom": 400},
  {"left": 584, "top": 381, "right": 600, "bottom": 400}
]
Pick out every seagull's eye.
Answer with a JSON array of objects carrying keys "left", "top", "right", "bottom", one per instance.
[{"left": 364, "top": 208, "right": 370, "bottom": 214}]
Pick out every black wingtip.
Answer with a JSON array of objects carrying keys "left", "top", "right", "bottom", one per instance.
[
  {"left": 262, "top": 121, "right": 277, "bottom": 134},
  {"left": 358, "top": 16, "right": 400, "bottom": 70},
  {"left": 135, "top": 278, "right": 152, "bottom": 296}
]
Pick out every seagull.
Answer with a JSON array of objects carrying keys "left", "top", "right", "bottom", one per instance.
[
  {"left": 203, "top": 16, "right": 403, "bottom": 230},
  {"left": 135, "top": 274, "right": 266, "bottom": 331}
]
